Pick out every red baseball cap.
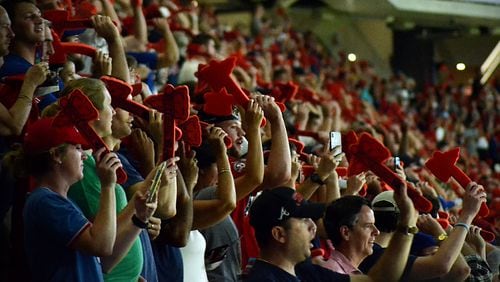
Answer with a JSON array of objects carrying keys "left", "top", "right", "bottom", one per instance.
[{"left": 24, "top": 118, "right": 90, "bottom": 154}]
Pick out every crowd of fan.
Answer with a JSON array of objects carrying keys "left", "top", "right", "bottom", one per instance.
[{"left": 0, "top": 0, "right": 498, "bottom": 281}]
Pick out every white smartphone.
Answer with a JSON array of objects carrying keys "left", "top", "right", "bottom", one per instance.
[{"left": 330, "top": 131, "right": 342, "bottom": 151}]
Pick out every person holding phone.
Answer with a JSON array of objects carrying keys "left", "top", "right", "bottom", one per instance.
[
  {"left": 43, "top": 78, "right": 158, "bottom": 281},
  {"left": 105, "top": 107, "right": 178, "bottom": 282}
]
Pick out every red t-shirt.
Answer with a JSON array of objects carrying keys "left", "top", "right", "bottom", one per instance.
[{"left": 228, "top": 157, "right": 260, "bottom": 269}]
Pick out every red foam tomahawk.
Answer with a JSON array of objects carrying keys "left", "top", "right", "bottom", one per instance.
[
  {"left": 295, "top": 87, "right": 322, "bottom": 105},
  {"left": 199, "top": 121, "right": 232, "bottom": 149},
  {"left": 270, "top": 81, "right": 298, "bottom": 105},
  {"left": 178, "top": 115, "right": 202, "bottom": 153},
  {"left": 144, "top": 84, "right": 190, "bottom": 160},
  {"left": 101, "top": 76, "right": 151, "bottom": 121},
  {"left": 43, "top": 10, "right": 94, "bottom": 37},
  {"left": 347, "top": 132, "right": 432, "bottom": 212},
  {"left": 425, "top": 148, "right": 490, "bottom": 219},
  {"left": 54, "top": 89, "right": 127, "bottom": 184},
  {"left": 197, "top": 88, "right": 234, "bottom": 148},
  {"left": 195, "top": 57, "right": 285, "bottom": 127},
  {"left": 50, "top": 31, "right": 96, "bottom": 65}
]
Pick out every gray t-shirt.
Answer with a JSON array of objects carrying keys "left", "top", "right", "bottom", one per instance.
[{"left": 195, "top": 187, "right": 242, "bottom": 282}]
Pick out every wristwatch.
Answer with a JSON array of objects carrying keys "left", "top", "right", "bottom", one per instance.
[
  {"left": 310, "top": 173, "right": 325, "bottom": 185},
  {"left": 132, "top": 214, "right": 149, "bottom": 229},
  {"left": 396, "top": 225, "right": 419, "bottom": 235}
]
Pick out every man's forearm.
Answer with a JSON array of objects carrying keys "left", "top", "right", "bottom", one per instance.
[{"left": 263, "top": 115, "right": 290, "bottom": 188}]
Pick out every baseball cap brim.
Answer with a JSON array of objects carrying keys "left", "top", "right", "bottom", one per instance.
[{"left": 291, "top": 202, "right": 326, "bottom": 221}]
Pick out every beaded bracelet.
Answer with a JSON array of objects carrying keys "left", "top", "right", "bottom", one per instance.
[
  {"left": 454, "top": 222, "right": 470, "bottom": 232},
  {"left": 218, "top": 168, "right": 231, "bottom": 175}
]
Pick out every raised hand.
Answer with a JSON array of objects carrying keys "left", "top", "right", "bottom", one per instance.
[
  {"left": 346, "top": 172, "right": 367, "bottom": 195},
  {"left": 316, "top": 148, "right": 343, "bottom": 180},
  {"left": 152, "top": 18, "right": 170, "bottom": 33},
  {"left": 254, "top": 94, "right": 280, "bottom": 121},
  {"left": 147, "top": 216, "right": 161, "bottom": 240},
  {"left": 207, "top": 126, "right": 229, "bottom": 155},
  {"left": 128, "top": 129, "right": 155, "bottom": 168},
  {"left": 25, "top": 62, "right": 49, "bottom": 87},
  {"left": 148, "top": 110, "right": 163, "bottom": 147},
  {"left": 245, "top": 99, "right": 264, "bottom": 131},
  {"left": 162, "top": 157, "right": 179, "bottom": 186},
  {"left": 92, "top": 15, "right": 120, "bottom": 42},
  {"left": 133, "top": 190, "right": 158, "bottom": 223},
  {"left": 461, "top": 182, "right": 487, "bottom": 220},
  {"left": 465, "top": 225, "right": 486, "bottom": 258},
  {"left": 94, "top": 147, "right": 122, "bottom": 189},
  {"left": 93, "top": 50, "right": 112, "bottom": 77},
  {"left": 290, "top": 154, "right": 302, "bottom": 184},
  {"left": 417, "top": 214, "right": 446, "bottom": 237},
  {"left": 177, "top": 141, "right": 199, "bottom": 191},
  {"left": 393, "top": 181, "right": 418, "bottom": 227}
]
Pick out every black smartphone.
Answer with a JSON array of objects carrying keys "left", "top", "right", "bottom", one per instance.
[
  {"left": 330, "top": 131, "right": 342, "bottom": 151},
  {"left": 205, "top": 244, "right": 229, "bottom": 271}
]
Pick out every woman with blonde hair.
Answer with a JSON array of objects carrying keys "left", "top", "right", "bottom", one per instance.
[{"left": 44, "top": 77, "right": 158, "bottom": 281}]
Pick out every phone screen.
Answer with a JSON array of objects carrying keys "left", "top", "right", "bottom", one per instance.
[
  {"left": 394, "top": 157, "right": 400, "bottom": 168},
  {"left": 330, "top": 132, "right": 342, "bottom": 151},
  {"left": 147, "top": 161, "right": 167, "bottom": 203}
]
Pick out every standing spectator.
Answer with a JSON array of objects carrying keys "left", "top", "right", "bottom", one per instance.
[
  {"left": 22, "top": 118, "right": 121, "bottom": 281},
  {"left": 0, "top": 0, "right": 57, "bottom": 110},
  {"left": 47, "top": 78, "right": 157, "bottom": 281}
]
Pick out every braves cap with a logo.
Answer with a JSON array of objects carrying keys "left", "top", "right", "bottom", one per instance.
[{"left": 249, "top": 186, "right": 325, "bottom": 233}]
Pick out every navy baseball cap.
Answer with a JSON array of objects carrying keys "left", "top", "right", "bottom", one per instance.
[{"left": 250, "top": 187, "right": 325, "bottom": 232}]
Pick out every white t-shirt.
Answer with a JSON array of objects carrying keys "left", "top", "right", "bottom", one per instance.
[
  {"left": 177, "top": 58, "right": 204, "bottom": 84},
  {"left": 180, "top": 230, "right": 208, "bottom": 282}
]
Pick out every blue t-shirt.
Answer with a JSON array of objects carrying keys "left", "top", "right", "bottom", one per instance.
[
  {"left": 23, "top": 188, "right": 103, "bottom": 282},
  {"left": 152, "top": 241, "right": 184, "bottom": 282},
  {"left": 117, "top": 150, "right": 158, "bottom": 282},
  {"left": 116, "top": 150, "right": 147, "bottom": 197},
  {"left": 0, "top": 53, "right": 58, "bottom": 110},
  {"left": 117, "top": 149, "right": 183, "bottom": 282},
  {"left": 0, "top": 53, "right": 32, "bottom": 77}
]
